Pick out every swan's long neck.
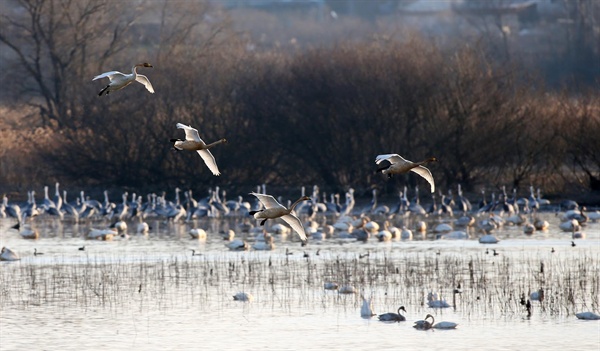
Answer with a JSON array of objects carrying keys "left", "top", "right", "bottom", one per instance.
[
  {"left": 131, "top": 65, "right": 139, "bottom": 76},
  {"left": 205, "top": 139, "right": 226, "bottom": 149},
  {"left": 288, "top": 197, "right": 307, "bottom": 211}
]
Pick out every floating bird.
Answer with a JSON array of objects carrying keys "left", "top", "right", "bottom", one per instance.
[
  {"left": 190, "top": 249, "right": 202, "bottom": 256},
  {"left": 93, "top": 62, "right": 154, "bottom": 96},
  {"left": 324, "top": 282, "right": 339, "bottom": 290},
  {"left": 427, "top": 291, "right": 451, "bottom": 308},
  {"left": 378, "top": 306, "right": 407, "bottom": 322},
  {"left": 34, "top": 248, "right": 44, "bottom": 256},
  {"left": 249, "top": 192, "right": 310, "bottom": 243},
  {"left": 375, "top": 154, "right": 436, "bottom": 193},
  {"left": 571, "top": 241, "right": 576, "bottom": 247},
  {"left": 0, "top": 247, "right": 20, "bottom": 261},
  {"left": 360, "top": 296, "right": 376, "bottom": 318},
  {"left": 575, "top": 312, "right": 600, "bottom": 320},
  {"left": 233, "top": 292, "right": 253, "bottom": 302},
  {"left": 433, "top": 321, "right": 458, "bottom": 329},
  {"left": 413, "top": 314, "right": 435, "bottom": 330},
  {"left": 170, "top": 123, "right": 227, "bottom": 176},
  {"left": 78, "top": 246, "right": 85, "bottom": 251}
]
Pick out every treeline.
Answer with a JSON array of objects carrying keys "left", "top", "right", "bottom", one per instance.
[{"left": 0, "top": 0, "right": 598, "bottom": 199}]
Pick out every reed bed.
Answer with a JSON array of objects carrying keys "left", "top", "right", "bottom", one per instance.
[{"left": 1, "top": 249, "right": 597, "bottom": 319}]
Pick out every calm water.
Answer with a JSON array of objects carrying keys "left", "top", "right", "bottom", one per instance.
[{"left": 1, "top": 214, "right": 599, "bottom": 350}]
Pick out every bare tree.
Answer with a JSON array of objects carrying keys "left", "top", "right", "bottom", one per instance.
[{"left": 0, "top": 0, "right": 137, "bottom": 127}]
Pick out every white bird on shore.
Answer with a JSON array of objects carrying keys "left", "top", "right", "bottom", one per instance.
[
  {"left": 249, "top": 192, "right": 310, "bottom": 243},
  {"left": 170, "top": 123, "right": 226, "bottom": 176},
  {"left": 93, "top": 62, "right": 154, "bottom": 96},
  {"left": 375, "top": 154, "right": 437, "bottom": 193}
]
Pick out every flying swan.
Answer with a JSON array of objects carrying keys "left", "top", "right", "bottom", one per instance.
[
  {"left": 170, "top": 123, "right": 227, "bottom": 176},
  {"left": 375, "top": 154, "right": 436, "bottom": 193},
  {"left": 93, "top": 63, "right": 154, "bottom": 96},
  {"left": 249, "top": 192, "right": 310, "bottom": 243}
]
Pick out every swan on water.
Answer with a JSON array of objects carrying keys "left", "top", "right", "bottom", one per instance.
[
  {"left": 413, "top": 314, "right": 435, "bottom": 330},
  {"left": 249, "top": 192, "right": 310, "bottom": 243},
  {"left": 378, "top": 306, "right": 407, "bottom": 322},
  {"left": 170, "top": 123, "right": 227, "bottom": 176},
  {"left": 233, "top": 292, "right": 253, "bottom": 302},
  {"left": 93, "top": 63, "right": 154, "bottom": 96},
  {"left": 375, "top": 154, "right": 436, "bottom": 193},
  {"left": 0, "top": 247, "right": 20, "bottom": 261}
]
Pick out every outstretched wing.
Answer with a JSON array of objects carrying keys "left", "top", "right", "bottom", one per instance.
[
  {"left": 249, "top": 192, "right": 285, "bottom": 210},
  {"left": 281, "top": 214, "right": 307, "bottom": 242},
  {"left": 375, "top": 154, "right": 408, "bottom": 165},
  {"left": 197, "top": 149, "right": 221, "bottom": 176},
  {"left": 93, "top": 71, "right": 126, "bottom": 81},
  {"left": 135, "top": 74, "right": 155, "bottom": 93},
  {"left": 176, "top": 123, "right": 203, "bottom": 142},
  {"left": 410, "top": 166, "right": 435, "bottom": 193}
]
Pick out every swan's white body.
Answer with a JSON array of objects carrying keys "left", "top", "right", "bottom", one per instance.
[
  {"left": 93, "top": 63, "right": 154, "bottom": 95},
  {"left": 361, "top": 296, "right": 376, "bottom": 318},
  {"left": 428, "top": 291, "right": 451, "bottom": 308},
  {"left": 378, "top": 306, "right": 407, "bottom": 322},
  {"left": 479, "top": 234, "right": 500, "bottom": 244},
  {"left": 324, "top": 282, "right": 339, "bottom": 290},
  {"left": 413, "top": 314, "right": 435, "bottom": 330},
  {"left": 233, "top": 292, "right": 253, "bottom": 302},
  {"left": 226, "top": 239, "right": 248, "bottom": 251},
  {"left": 87, "top": 228, "right": 117, "bottom": 241},
  {"left": 171, "top": 123, "right": 226, "bottom": 176},
  {"left": 338, "top": 285, "right": 356, "bottom": 294},
  {"left": 249, "top": 192, "right": 309, "bottom": 243},
  {"left": 575, "top": 312, "right": 600, "bottom": 320},
  {"left": 433, "top": 321, "right": 458, "bottom": 329},
  {"left": 189, "top": 228, "right": 207, "bottom": 239},
  {"left": 375, "top": 154, "right": 436, "bottom": 193},
  {"left": 0, "top": 247, "right": 20, "bottom": 261}
]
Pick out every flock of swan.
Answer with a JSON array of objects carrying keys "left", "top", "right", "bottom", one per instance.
[{"left": 2, "top": 63, "right": 599, "bottom": 322}]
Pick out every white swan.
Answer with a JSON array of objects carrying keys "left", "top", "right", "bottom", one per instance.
[
  {"left": 375, "top": 154, "right": 436, "bottom": 193},
  {"left": 360, "top": 296, "right": 376, "bottom": 318},
  {"left": 413, "top": 314, "right": 435, "bottom": 330},
  {"left": 479, "top": 234, "right": 500, "bottom": 244},
  {"left": 12, "top": 222, "right": 39, "bottom": 239},
  {"left": 249, "top": 192, "right": 310, "bottom": 243},
  {"left": 170, "top": 123, "right": 226, "bottom": 176},
  {"left": 0, "top": 247, "right": 20, "bottom": 261},
  {"left": 378, "top": 306, "right": 407, "bottom": 322},
  {"left": 324, "top": 282, "right": 339, "bottom": 290},
  {"left": 225, "top": 239, "right": 248, "bottom": 251},
  {"left": 233, "top": 292, "right": 253, "bottom": 302},
  {"left": 575, "top": 312, "right": 600, "bottom": 320},
  {"left": 433, "top": 321, "right": 458, "bottom": 329},
  {"left": 93, "top": 63, "right": 154, "bottom": 96},
  {"left": 189, "top": 228, "right": 207, "bottom": 239},
  {"left": 427, "top": 291, "right": 451, "bottom": 308},
  {"left": 87, "top": 228, "right": 117, "bottom": 241}
]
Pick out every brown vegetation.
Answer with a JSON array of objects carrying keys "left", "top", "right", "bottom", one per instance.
[{"left": 0, "top": 0, "right": 599, "bottom": 199}]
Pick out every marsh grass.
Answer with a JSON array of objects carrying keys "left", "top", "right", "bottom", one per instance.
[{"left": 1, "top": 249, "right": 597, "bottom": 320}]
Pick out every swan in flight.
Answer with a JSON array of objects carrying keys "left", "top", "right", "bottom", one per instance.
[
  {"left": 170, "top": 123, "right": 226, "bottom": 176},
  {"left": 93, "top": 62, "right": 154, "bottom": 96},
  {"left": 375, "top": 154, "right": 436, "bottom": 193},
  {"left": 378, "top": 306, "right": 407, "bottom": 322},
  {"left": 248, "top": 192, "right": 310, "bottom": 243},
  {"left": 413, "top": 314, "right": 435, "bottom": 330}
]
